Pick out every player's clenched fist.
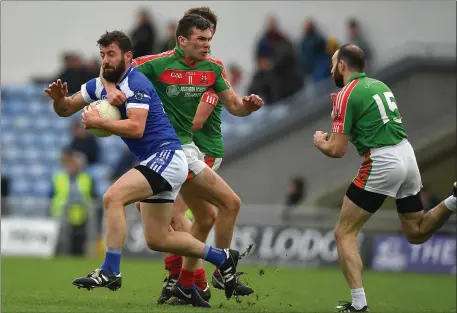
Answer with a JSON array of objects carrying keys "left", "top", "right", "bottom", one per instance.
[
  {"left": 313, "top": 130, "right": 329, "bottom": 147},
  {"left": 81, "top": 105, "right": 102, "bottom": 128},
  {"left": 44, "top": 79, "right": 68, "bottom": 102},
  {"left": 106, "top": 88, "right": 127, "bottom": 106},
  {"left": 242, "top": 94, "right": 264, "bottom": 112}
]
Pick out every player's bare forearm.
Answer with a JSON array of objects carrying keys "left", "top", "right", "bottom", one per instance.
[
  {"left": 317, "top": 140, "right": 340, "bottom": 158},
  {"left": 316, "top": 133, "right": 348, "bottom": 158},
  {"left": 53, "top": 91, "right": 87, "bottom": 117},
  {"left": 218, "top": 89, "right": 251, "bottom": 117},
  {"left": 193, "top": 101, "right": 215, "bottom": 131},
  {"left": 97, "top": 118, "right": 145, "bottom": 139}
]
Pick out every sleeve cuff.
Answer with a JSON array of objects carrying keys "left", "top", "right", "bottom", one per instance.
[{"left": 81, "top": 84, "right": 94, "bottom": 103}]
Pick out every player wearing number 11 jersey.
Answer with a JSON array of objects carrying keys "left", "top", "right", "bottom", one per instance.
[{"left": 313, "top": 44, "right": 456, "bottom": 312}]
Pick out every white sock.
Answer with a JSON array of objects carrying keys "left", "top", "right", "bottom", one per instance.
[
  {"left": 444, "top": 195, "right": 457, "bottom": 212},
  {"left": 351, "top": 288, "right": 367, "bottom": 310}
]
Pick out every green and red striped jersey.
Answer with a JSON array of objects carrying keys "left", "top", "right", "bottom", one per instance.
[
  {"left": 331, "top": 73, "right": 407, "bottom": 155},
  {"left": 132, "top": 47, "right": 230, "bottom": 145}
]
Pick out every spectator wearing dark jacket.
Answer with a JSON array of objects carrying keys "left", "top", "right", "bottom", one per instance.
[
  {"left": 131, "top": 9, "right": 157, "bottom": 58},
  {"left": 248, "top": 55, "right": 280, "bottom": 104},
  {"left": 159, "top": 21, "right": 177, "bottom": 53},
  {"left": 256, "top": 16, "right": 303, "bottom": 102},
  {"left": 347, "top": 18, "right": 372, "bottom": 68},
  {"left": 299, "top": 19, "right": 327, "bottom": 81},
  {"left": 53, "top": 53, "right": 92, "bottom": 95}
]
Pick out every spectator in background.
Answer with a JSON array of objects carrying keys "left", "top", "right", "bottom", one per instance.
[
  {"left": 256, "top": 16, "right": 303, "bottom": 102},
  {"left": 53, "top": 52, "right": 91, "bottom": 95},
  {"left": 347, "top": 18, "right": 372, "bottom": 67},
  {"left": 131, "top": 8, "right": 157, "bottom": 58},
  {"left": 282, "top": 177, "right": 307, "bottom": 221},
  {"left": 299, "top": 19, "right": 327, "bottom": 83},
  {"left": 420, "top": 185, "right": 441, "bottom": 212},
  {"left": 1, "top": 176, "right": 10, "bottom": 216},
  {"left": 69, "top": 120, "right": 99, "bottom": 165},
  {"left": 326, "top": 37, "right": 339, "bottom": 57},
  {"left": 86, "top": 57, "right": 101, "bottom": 78},
  {"left": 247, "top": 55, "right": 280, "bottom": 104},
  {"left": 286, "top": 177, "right": 307, "bottom": 206},
  {"left": 256, "top": 16, "right": 288, "bottom": 60},
  {"left": 227, "top": 63, "right": 243, "bottom": 93},
  {"left": 159, "top": 21, "right": 177, "bottom": 52},
  {"left": 49, "top": 149, "right": 97, "bottom": 256},
  {"left": 312, "top": 36, "right": 340, "bottom": 83}
]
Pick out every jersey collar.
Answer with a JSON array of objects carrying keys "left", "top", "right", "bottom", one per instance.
[
  {"left": 174, "top": 46, "right": 205, "bottom": 67},
  {"left": 118, "top": 65, "right": 134, "bottom": 85},
  {"left": 348, "top": 72, "right": 366, "bottom": 83}
]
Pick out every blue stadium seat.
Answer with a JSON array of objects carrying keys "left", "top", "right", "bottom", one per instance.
[
  {"left": 3, "top": 99, "right": 26, "bottom": 116},
  {"left": 11, "top": 178, "right": 30, "bottom": 196},
  {"left": 2, "top": 146, "right": 21, "bottom": 161},
  {"left": 29, "top": 164, "right": 47, "bottom": 178},
  {"left": 33, "top": 179, "right": 52, "bottom": 198}
]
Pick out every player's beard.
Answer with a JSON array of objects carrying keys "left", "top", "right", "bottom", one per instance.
[
  {"left": 333, "top": 68, "right": 345, "bottom": 88},
  {"left": 103, "top": 57, "right": 126, "bottom": 83}
]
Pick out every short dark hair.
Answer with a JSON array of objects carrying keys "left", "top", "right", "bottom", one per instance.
[
  {"left": 184, "top": 7, "right": 218, "bottom": 33},
  {"left": 97, "top": 30, "right": 133, "bottom": 54},
  {"left": 337, "top": 44, "right": 365, "bottom": 72},
  {"left": 176, "top": 14, "right": 211, "bottom": 39}
]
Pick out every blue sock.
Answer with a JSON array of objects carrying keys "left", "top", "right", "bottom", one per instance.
[
  {"left": 101, "top": 248, "right": 121, "bottom": 275},
  {"left": 202, "top": 245, "right": 227, "bottom": 268}
]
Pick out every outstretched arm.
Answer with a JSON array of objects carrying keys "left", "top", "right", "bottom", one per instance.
[
  {"left": 211, "top": 59, "right": 264, "bottom": 117},
  {"left": 44, "top": 79, "right": 88, "bottom": 117},
  {"left": 217, "top": 87, "right": 264, "bottom": 117}
]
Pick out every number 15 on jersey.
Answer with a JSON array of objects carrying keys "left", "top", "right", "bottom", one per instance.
[{"left": 373, "top": 92, "right": 402, "bottom": 124}]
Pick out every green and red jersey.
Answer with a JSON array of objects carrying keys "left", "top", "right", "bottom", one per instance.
[
  {"left": 132, "top": 47, "right": 230, "bottom": 147},
  {"left": 331, "top": 73, "right": 408, "bottom": 155}
]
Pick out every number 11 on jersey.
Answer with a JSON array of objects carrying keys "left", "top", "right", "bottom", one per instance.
[{"left": 373, "top": 92, "right": 402, "bottom": 124}]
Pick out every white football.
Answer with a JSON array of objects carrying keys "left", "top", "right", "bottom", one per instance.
[{"left": 87, "top": 99, "right": 121, "bottom": 137}]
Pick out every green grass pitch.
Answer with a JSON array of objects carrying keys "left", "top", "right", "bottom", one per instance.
[{"left": 1, "top": 257, "right": 455, "bottom": 313}]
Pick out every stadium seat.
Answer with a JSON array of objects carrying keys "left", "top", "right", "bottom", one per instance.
[{"left": 11, "top": 178, "right": 30, "bottom": 196}]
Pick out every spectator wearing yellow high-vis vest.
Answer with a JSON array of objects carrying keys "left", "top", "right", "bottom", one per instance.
[{"left": 49, "top": 149, "right": 98, "bottom": 256}]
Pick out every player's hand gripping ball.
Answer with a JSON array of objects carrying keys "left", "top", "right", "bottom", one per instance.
[{"left": 83, "top": 100, "right": 121, "bottom": 137}]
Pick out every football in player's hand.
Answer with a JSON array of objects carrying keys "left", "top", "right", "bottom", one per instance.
[{"left": 87, "top": 100, "right": 121, "bottom": 137}]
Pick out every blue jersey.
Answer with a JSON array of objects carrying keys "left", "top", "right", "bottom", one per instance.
[{"left": 81, "top": 66, "right": 182, "bottom": 161}]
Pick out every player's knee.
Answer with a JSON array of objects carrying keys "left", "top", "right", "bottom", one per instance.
[
  {"left": 145, "top": 234, "right": 167, "bottom": 251},
  {"left": 334, "top": 225, "right": 356, "bottom": 243},
  {"left": 223, "top": 193, "right": 241, "bottom": 215},
  {"left": 103, "top": 189, "right": 122, "bottom": 210}
]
